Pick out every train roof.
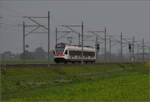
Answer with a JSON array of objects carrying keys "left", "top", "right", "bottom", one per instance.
[
  {"left": 65, "top": 45, "right": 95, "bottom": 52},
  {"left": 55, "top": 42, "right": 95, "bottom": 52},
  {"left": 56, "top": 42, "right": 94, "bottom": 48}
]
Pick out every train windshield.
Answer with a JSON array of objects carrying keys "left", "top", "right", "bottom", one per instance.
[
  {"left": 55, "top": 43, "right": 65, "bottom": 54},
  {"left": 56, "top": 48, "right": 64, "bottom": 53}
]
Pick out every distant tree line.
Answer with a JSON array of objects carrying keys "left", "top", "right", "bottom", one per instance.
[
  {"left": 0, "top": 47, "right": 53, "bottom": 60},
  {"left": 0, "top": 47, "right": 149, "bottom": 61}
]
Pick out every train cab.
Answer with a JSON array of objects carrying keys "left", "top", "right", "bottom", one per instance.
[
  {"left": 53, "top": 43, "right": 67, "bottom": 63},
  {"left": 53, "top": 42, "right": 96, "bottom": 64}
]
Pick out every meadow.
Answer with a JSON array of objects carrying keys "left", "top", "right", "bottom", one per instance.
[
  {"left": 0, "top": 59, "right": 54, "bottom": 64},
  {"left": 1, "top": 63, "right": 149, "bottom": 102}
]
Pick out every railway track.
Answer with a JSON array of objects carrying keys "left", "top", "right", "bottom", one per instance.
[{"left": 0, "top": 62, "right": 144, "bottom": 69}]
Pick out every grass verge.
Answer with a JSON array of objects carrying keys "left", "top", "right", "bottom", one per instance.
[{"left": 1, "top": 63, "right": 149, "bottom": 101}]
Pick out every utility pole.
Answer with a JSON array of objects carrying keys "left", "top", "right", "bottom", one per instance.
[
  {"left": 79, "top": 33, "right": 80, "bottom": 45},
  {"left": 149, "top": 47, "right": 150, "bottom": 61},
  {"left": 59, "top": 24, "right": 81, "bottom": 45},
  {"left": 81, "top": 21, "right": 84, "bottom": 64},
  {"left": 22, "top": 12, "right": 50, "bottom": 65},
  {"left": 137, "top": 44, "right": 139, "bottom": 62},
  {"left": 95, "top": 35, "right": 98, "bottom": 59},
  {"left": 23, "top": 21, "right": 25, "bottom": 60},
  {"left": 104, "top": 27, "right": 107, "bottom": 62},
  {"left": 48, "top": 11, "right": 50, "bottom": 66},
  {"left": 132, "top": 36, "right": 135, "bottom": 63},
  {"left": 55, "top": 27, "right": 57, "bottom": 45},
  {"left": 109, "top": 36, "right": 111, "bottom": 62},
  {"left": 120, "top": 32, "right": 123, "bottom": 61},
  {"left": 142, "top": 38, "right": 145, "bottom": 62}
]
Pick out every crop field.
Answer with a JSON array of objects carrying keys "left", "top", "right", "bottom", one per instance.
[{"left": 1, "top": 63, "right": 150, "bottom": 102}]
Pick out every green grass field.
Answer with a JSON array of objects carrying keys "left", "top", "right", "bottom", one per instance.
[
  {"left": 1, "top": 63, "right": 149, "bottom": 102},
  {"left": 0, "top": 59, "right": 55, "bottom": 64},
  {"left": 1, "top": 59, "right": 142, "bottom": 65}
]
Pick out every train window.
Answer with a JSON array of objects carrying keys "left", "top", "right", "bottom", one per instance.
[
  {"left": 77, "top": 51, "right": 81, "bottom": 56},
  {"left": 86, "top": 52, "right": 95, "bottom": 57},
  {"left": 69, "top": 50, "right": 95, "bottom": 57},
  {"left": 56, "top": 43, "right": 65, "bottom": 48},
  {"left": 70, "top": 51, "right": 79, "bottom": 56},
  {"left": 69, "top": 51, "right": 73, "bottom": 56},
  {"left": 55, "top": 43, "right": 65, "bottom": 54},
  {"left": 65, "top": 50, "right": 68, "bottom": 55},
  {"left": 56, "top": 48, "right": 64, "bottom": 54}
]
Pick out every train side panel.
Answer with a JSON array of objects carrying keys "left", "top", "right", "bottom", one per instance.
[{"left": 54, "top": 43, "right": 96, "bottom": 63}]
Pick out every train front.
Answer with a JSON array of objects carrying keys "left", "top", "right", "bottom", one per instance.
[{"left": 53, "top": 43, "right": 67, "bottom": 63}]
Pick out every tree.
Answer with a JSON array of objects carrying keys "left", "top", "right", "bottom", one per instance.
[
  {"left": 1, "top": 51, "right": 13, "bottom": 60},
  {"left": 20, "top": 50, "right": 34, "bottom": 60},
  {"left": 33, "top": 47, "right": 47, "bottom": 59}
]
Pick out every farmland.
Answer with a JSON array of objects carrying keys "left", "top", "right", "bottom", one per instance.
[{"left": 1, "top": 63, "right": 150, "bottom": 101}]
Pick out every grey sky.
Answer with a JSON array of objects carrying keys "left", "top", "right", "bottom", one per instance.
[{"left": 0, "top": 1, "right": 149, "bottom": 54}]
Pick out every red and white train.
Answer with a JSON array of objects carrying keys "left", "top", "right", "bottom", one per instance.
[{"left": 53, "top": 43, "right": 96, "bottom": 63}]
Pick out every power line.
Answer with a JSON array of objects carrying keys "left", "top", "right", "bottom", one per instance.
[
  {"left": 142, "top": 38, "right": 145, "bottom": 62},
  {"left": 120, "top": 32, "right": 123, "bottom": 61},
  {"left": 81, "top": 21, "right": 84, "bottom": 64},
  {"left": 104, "top": 27, "right": 107, "bottom": 62},
  {"left": 22, "top": 11, "right": 51, "bottom": 66}
]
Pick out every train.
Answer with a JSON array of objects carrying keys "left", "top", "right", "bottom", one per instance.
[{"left": 53, "top": 43, "right": 96, "bottom": 63}]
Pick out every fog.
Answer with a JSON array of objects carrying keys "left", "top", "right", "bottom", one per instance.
[{"left": 0, "top": 0, "right": 149, "bottom": 54}]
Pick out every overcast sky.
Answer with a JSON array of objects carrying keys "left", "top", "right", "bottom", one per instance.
[{"left": 0, "top": 0, "right": 149, "bottom": 54}]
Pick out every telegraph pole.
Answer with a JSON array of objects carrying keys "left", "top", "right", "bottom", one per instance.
[
  {"left": 95, "top": 35, "right": 98, "bottom": 59},
  {"left": 23, "top": 21, "right": 25, "bottom": 60},
  {"left": 142, "top": 38, "right": 145, "bottom": 62},
  {"left": 120, "top": 32, "right": 123, "bottom": 61},
  {"left": 81, "top": 21, "right": 84, "bottom": 64},
  {"left": 22, "top": 12, "right": 50, "bottom": 65},
  {"left": 59, "top": 24, "right": 81, "bottom": 45},
  {"left": 149, "top": 47, "right": 150, "bottom": 61},
  {"left": 132, "top": 36, "right": 135, "bottom": 63},
  {"left": 104, "top": 27, "right": 107, "bottom": 62},
  {"left": 109, "top": 36, "right": 111, "bottom": 62},
  {"left": 79, "top": 33, "right": 80, "bottom": 45},
  {"left": 48, "top": 11, "right": 50, "bottom": 66},
  {"left": 55, "top": 27, "right": 57, "bottom": 45},
  {"left": 137, "top": 44, "right": 139, "bottom": 61}
]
